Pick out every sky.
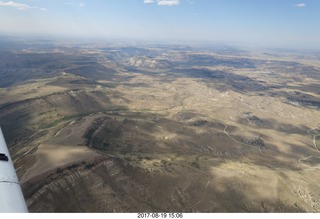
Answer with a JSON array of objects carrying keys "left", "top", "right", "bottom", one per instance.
[{"left": 0, "top": 0, "right": 319, "bottom": 48}]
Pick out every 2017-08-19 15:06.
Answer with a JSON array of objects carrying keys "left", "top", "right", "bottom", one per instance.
[{"left": 137, "top": 213, "right": 183, "bottom": 218}]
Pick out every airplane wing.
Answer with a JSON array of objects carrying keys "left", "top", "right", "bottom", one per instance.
[{"left": 0, "top": 127, "right": 28, "bottom": 213}]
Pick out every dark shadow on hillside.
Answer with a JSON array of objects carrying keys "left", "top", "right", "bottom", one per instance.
[
  {"left": 65, "top": 63, "right": 118, "bottom": 81},
  {"left": 237, "top": 113, "right": 310, "bottom": 135},
  {"left": 22, "top": 151, "right": 307, "bottom": 212},
  {"left": 0, "top": 52, "right": 73, "bottom": 87},
  {"left": 289, "top": 83, "right": 320, "bottom": 96},
  {"left": 173, "top": 68, "right": 269, "bottom": 93},
  {"left": 0, "top": 89, "right": 125, "bottom": 146}
]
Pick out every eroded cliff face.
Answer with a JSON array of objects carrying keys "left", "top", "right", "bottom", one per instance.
[
  {"left": 24, "top": 156, "right": 144, "bottom": 212},
  {"left": 22, "top": 152, "right": 315, "bottom": 213},
  {"left": 23, "top": 155, "right": 191, "bottom": 212},
  {"left": 23, "top": 153, "right": 217, "bottom": 213}
]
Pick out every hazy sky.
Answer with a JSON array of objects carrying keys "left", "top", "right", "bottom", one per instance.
[{"left": 0, "top": 0, "right": 319, "bottom": 48}]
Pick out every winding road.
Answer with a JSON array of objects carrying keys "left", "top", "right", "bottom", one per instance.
[
  {"left": 220, "top": 123, "right": 264, "bottom": 155},
  {"left": 298, "top": 127, "right": 320, "bottom": 170},
  {"left": 307, "top": 127, "right": 320, "bottom": 154}
]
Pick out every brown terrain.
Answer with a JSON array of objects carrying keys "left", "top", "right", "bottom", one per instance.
[{"left": 0, "top": 40, "right": 320, "bottom": 212}]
